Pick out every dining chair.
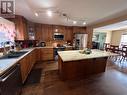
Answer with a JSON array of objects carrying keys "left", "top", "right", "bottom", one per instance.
[
  {"left": 108, "top": 45, "right": 120, "bottom": 62},
  {"left": 119, "top": 46, "right": 127, "bottom": 63},
  {"left": 103, "top": 43, "right": 110, "bottom": 51}
]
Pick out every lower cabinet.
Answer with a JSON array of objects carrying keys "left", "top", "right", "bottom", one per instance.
[
  {"left": 19, "top": 48, "right": 54, "bottom": 83},
  {"left": 40, "top": 48, "right": 54, "bottom": 61},
  {"left": 65, "top": 47, "right": 73, "bottom": 51},
  {"left": 35, "top": 48, "right": 41, "bottom": 62},
  {"left": 19, "top": 49, "right": 36, "bottom": 83}
]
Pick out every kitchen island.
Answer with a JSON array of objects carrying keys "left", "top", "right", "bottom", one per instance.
[{"left": 58, "top": 49, "right": 118, "bottom": 80}]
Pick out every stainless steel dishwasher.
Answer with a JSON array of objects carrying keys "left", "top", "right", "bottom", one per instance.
[{"left": 0, "top": 64, "right": 22, "bottom": 95}]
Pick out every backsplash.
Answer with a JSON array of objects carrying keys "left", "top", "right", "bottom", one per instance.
[{"left": 0, "top": 18, "right": 15, "bottom": 48}]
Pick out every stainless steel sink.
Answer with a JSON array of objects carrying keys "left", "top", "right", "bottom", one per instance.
[{"left": 0, "top": 51, "right": 28, "bottom": 59}]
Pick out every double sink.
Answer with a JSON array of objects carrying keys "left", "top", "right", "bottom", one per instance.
[{"left": 0, "top": 51, "right": 28, "bottom": 59}]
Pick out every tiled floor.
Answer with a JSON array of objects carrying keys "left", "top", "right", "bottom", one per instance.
[{"left": 21, "top": 60, "right": 127, "bottom": 95}]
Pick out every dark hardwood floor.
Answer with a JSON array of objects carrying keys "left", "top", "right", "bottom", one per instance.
[{"left": 21, "top": 60, "right": 127, "bottom": 95}]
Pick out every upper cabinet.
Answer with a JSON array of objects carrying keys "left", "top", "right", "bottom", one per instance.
[
  {"left": 65, "top": 26, "right": 73, "bottom": 41},
  {"left": 73, "top": 26, "right": 86, "bottom": 34},
  {"left": 52, "top": 25, "right": 73, "bottom": 42},
  {"left": 35, "top": 24, "right": 73, "bottom": 42},
  {"left": 42, "top": 24, "right": 53, "bottom": 41},
  {"left": 8, "top": 15, "right": 86, "bottom": 42},
  {"left": 27, "top": 21, "right": 35, "bottom": 40},
  {"left": 35, "top": 23, "right": 42, "bottom": 41},
  {"left": 16, "top": 15, "right": 28, "bottom": 40},
  {"left": 9, "top": 15, "right": 28, "bottom": 40},
  {"left": 34, "top": 24, "right": 86, "bottom": 42}
]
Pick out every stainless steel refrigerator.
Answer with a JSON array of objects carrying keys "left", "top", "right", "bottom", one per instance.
[{"left": 73, "top": 33, "right": 88, "bottom": 50}]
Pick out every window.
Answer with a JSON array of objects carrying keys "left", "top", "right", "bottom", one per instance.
[{"left": 120, "top": 34, "right": 127, "bottom": 47}]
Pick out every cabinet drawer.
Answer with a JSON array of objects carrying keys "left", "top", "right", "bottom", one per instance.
[
  {"left": 41, "top": 54, "right": 54, "bottom": 61},
  {"left": 65, "top": 47, "right": 73, "bottom": 51},
  {"left": 41, "top": 48, "right": 53, "bottom": 54}
]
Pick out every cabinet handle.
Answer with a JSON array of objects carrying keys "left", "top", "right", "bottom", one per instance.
[{"left": 0, "top": 65, "right": 18, "bottom": 82}]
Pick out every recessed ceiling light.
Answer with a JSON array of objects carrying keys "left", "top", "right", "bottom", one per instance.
[
  {"left": 35, "top": 12, "right": 38, "bottom": 16},
  {"left": 83, "top": 22, "right": 86, "bottom": 25},
  {"left": 47, "top": 10, "right": 52, "bottom": 17},
  {"left": 55, "top": 29, "right": 58, "bottom": 32},
  {"left": 73, "top": 21, "right": 77, "bottom": 24}
]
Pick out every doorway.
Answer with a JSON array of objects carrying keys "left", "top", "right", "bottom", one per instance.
[{"left": 92, "top": 32, "right": 106, "bottom": 49}]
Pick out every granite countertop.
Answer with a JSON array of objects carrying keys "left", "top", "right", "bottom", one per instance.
[
  {"left": 36, "top": 46, "right": 54, "bottom": 48},
  {"left": 58, "top": 49, "right": 119, "bottom": 62},
  {"left": 0, "top": 48, "right": 35, "bottom": 76},
  {"left": 0, "top": 46, "right": 58, "bottom": 76}
]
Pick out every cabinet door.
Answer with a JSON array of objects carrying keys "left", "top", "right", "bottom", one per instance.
[
  {"left": 33, "top": 49, "right": 36, "bottom": 64},
  {"left": 65, "top": 47, "right": 73, "bottom": 51},
  {"left": 40, "top": 48, "right": 54, "bottom": 61},
  {"left": 14, "top": 15, "right": 28, "bottom": 40},
  {"left": 19, "top": 50, "right": 37, "bottom": 83},
  {"left": 65, "top": 27, "right": 73, "bottom": 41},
  {"left": 42, "top": 24, "right": 53, "bottom": 41},
  {"left": 30, "top": 49, "right": 36, "bottom": 65},
  {"left": 93, "top": 58, "right": 107, "bottom": 74},
  {"left": 36, "top": 49, "right": 41, "bottom": 62},
  {"left": 35, "top": 23, "right": 42, "bottom": 41},
  {"left": 22, "top": 18, "right": 28, "bottom": 40},
  {"left": 27, "top": 55, "right": 32, "bottom": 75},
  {"left": 19, "top": 58, "right": 28, "bottom": 83},
  {"left": 73, "top": 26, "right": 86, "bottom": 34}
]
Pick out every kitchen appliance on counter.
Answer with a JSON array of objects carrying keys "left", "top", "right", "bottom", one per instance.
[
  {"left": 73, "top": 33, "right": 88, "bottom": 50},
  {"left": 54, "top": 33, "right": 64, "bottom": 40},
  {"left": 0, "top": 64, "right": 22, "bottom": 95},
  {"left": 37, "top": 41, "right": 46, "bottom": 47}
]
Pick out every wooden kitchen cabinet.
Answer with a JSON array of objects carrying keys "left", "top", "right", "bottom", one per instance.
[
  {"left": 40, "top": 48, "right": 54, "bottom": 61},
  {"left": 19, "top": 57, "right": 29, "bottom": 83},
  {"left": 19, "top": 49, "right": 36, "bottom": 83},
  {"left": 9, "top": 15, "right": 28, "bottom": 40},
  {"left": 58, "top": 56, "right": 108, "bottom": 80},
  {"left": 73, "top": 26, "right": 86, "bottom": 34},
  {"left": 41, "top": 24, "right": 53, "bottom": 41},
  {"left": 35, "top": 48, "right": 41, "bottom": 62},
  {"left": 35, "top": 23, "right": 42, "bottom": 41},
  {"left": 65, "top": 27, "right": 73, "bottom": 41},
  {"left": 65, "top": 47, "right": 73, "bottom": 51}
]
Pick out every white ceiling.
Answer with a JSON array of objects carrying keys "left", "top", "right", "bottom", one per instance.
[
  {"left": 94, "top": 20, "right": 127, "bottom": 32},
  {"left": 15, "top": 0, "right": 127, "bottom": 26}
]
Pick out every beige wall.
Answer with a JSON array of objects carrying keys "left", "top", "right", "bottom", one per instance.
[
  {"left": 105, "top": 31, "right": 112, "bottom": 43},
  {"left": 111, "top": 29, "right": 127, "bottom": 45},
  {"left": 86, "top": 13, "right": 127, "bottom": 48}
]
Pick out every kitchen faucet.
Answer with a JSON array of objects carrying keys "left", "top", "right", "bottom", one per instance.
[{"left": 2, "top": 41, "right": 15, "bottom": 55}]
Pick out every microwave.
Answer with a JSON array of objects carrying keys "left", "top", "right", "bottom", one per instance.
[{"left": 54, "top": 33, "right": 64, "bottom": 40}]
